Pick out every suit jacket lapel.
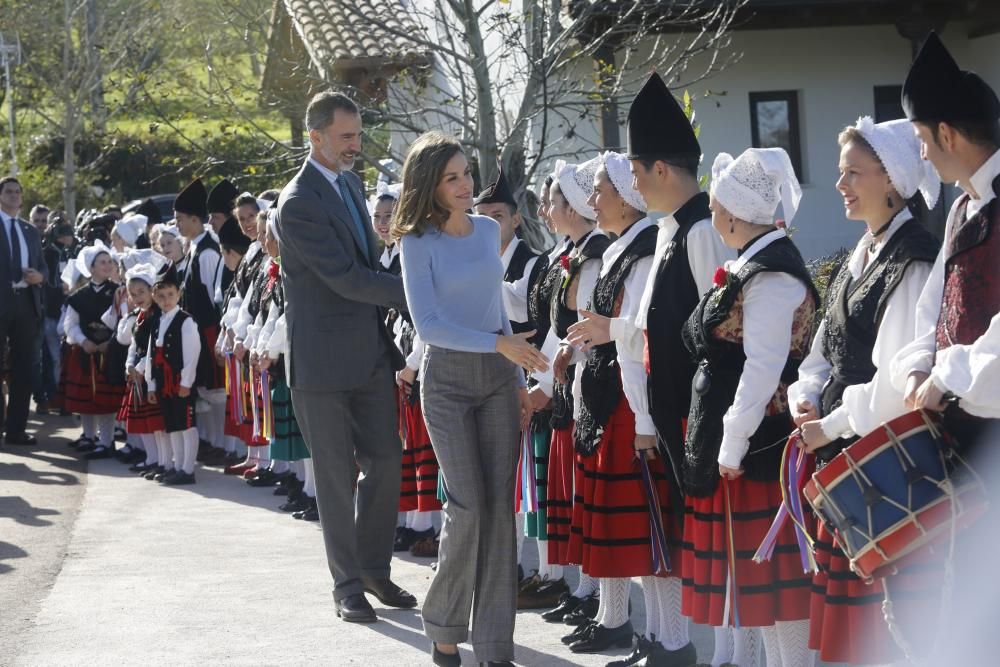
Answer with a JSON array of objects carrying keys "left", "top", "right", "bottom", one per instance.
[
  {"left": 343, "top": 173, "right": 378, "bottom": 266},
  {"left": 0, "top": 216, "right": 11, "bottom": 286},
  {"left": 302, "top": 162, "right": 371, "bottom": 266}
]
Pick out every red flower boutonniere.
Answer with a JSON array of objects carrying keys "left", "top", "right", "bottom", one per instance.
[
  {"left": 713, "top": 266, "right": 728, "bottom": 288},
  {"left": 560, "top": 252, "right": 583, "bottom": 289},
  {"left": 268, "top": 261, "right": 281, "bottom": 280}
]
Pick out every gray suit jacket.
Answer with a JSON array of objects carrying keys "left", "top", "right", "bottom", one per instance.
[
  {"left": 276, "top": 160, "right": 406, "bottom": 392},
  {"left": 0, "top": 216, "right": 46, "bottom": 319}
]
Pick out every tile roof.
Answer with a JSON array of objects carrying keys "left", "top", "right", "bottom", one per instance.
[{"left": 281, "top": 0, "right": 430, "bottom": 72}]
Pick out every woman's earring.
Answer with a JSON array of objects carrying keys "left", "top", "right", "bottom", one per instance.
[
  {"left": 729, "top": 217, "right": 735, "bottom": 234},
  {"left": 887, "top": 193, "right": 894, "bottom": 209}
]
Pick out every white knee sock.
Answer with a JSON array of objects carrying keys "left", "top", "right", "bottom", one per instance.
[
  {"left": 154, "top": 431, "right": 172, "bottom": 469},
  {"left": 733, "top": 627, "right": 763, "bottom": 667},
  {"left": 170, "top": 432, "right": 185, "bottom": 472},
  {"left": 271, "top": 459, "right": 290, "bottom": 475},
  {"left": 775, "top": 620, "right": 813, "bottom": 667},
  {"left": 223, "top": 435, "right": 236, "bottom": 454},
  {"left": 127, "top": 432, "right": 142, "bottom": 448},
  {"left": 712, "top": 626, "right": 735, "bottom": 667},
  {"left": 209, "top": 398, "right": 226, "bottom": 449},
  {"left": 140, "top": 434, "right": 159, "bottom": 465},
  {"left": 302, "top": 457, "right": 316, "bottom": 497},
  {"left": 655, "top": 577, "right": 689, "bottom": 651},
  {"left": 233, "top": 437, "right": 247, "bottom": 458},
  {"left": 572, "top": 569, "right": 599, "bottom": 598},
  {"left": 596, "top": 577, "right": 631, "bottom": 629},
  {"left": 536, "top": 539, "right": 563, "bottom": 580},
  {"left": 81, "top": 414, "right": 97, "bottom": 439},
  {"left": 641, "top": 577, "right": 661, "bottom": 640},
  {"left": 257, "top": 445, "right": 271, "bottom": 469},
  {"left": 409, "top": 511, "right": 434, "bottom": 532},
  {"left": 96, "top": 413, "right": 116, "bottom": 447},
  {"left": 515, "top": 513, "right": 526, "bottom": 566},
  {"left": 761, "top": 625, "right": 782, "bottom": 667},
  {"left": 180, "top": 427, "right": 199, "bottom": 474}
]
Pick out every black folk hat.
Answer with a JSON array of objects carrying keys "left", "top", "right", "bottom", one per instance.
[
  {"left": 902, "top": 31, "right": 1000, "bottom": 125},
  {"left": 174, "top": 178, "right": 209, "bottom": 219},
  {"left": 626, "top": 72, "right": 701, "bottom": 161}
]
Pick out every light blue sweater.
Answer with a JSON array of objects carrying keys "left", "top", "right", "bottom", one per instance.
[{"left": 400, "top": 215, "right": 513, "bottom": 354}]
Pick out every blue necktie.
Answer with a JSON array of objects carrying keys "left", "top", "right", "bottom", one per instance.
[{"left": 337, "top": 176, "right": 370, "bottom": 260}]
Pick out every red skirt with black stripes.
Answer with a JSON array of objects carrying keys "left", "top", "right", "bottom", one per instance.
[
  {"left": 61, "top": 346, "right": 126, "bottom": 415},
  {"left": 565, "top": 396, "right": 681, "bottom": 578},
  {"left": 117, "top": 380, "right": 164, "bottom": 434},
  {"left": 546, "top": 423, "right": 575, "bottom": 565},
  {"left": 809, "top": 519, "right": 942, "bottom": 663},
  {"left": 399, "top": 392, "right": 442, "bottom": 512},
  {"left": 681, "top": 476, "right": 812, "bottom": 627}
]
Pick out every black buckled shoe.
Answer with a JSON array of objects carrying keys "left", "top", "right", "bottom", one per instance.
[
  {"left": 563, "top": 593, "right": 600, "bottom": 625},
  {"left": 569, "top": 621, "right": 635, "bottom": 654},
  {"left": 606, "top": 633, "right": 652, "bottom": 666},
  {"left": 635, "top": 640, "right": 697, "bottom": 667},
  {"left": 84, "top": 445, "right": 115, "bottom": 460},
  {"left": 561, "top": 620, "right": 597, "bottom": 645},
  {"left": 541, "top": 593, "right": 582, "bottom": 622}
]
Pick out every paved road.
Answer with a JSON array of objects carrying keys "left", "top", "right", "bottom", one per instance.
[{"left": 2, "top": 415, "right": 844, "bottom": 666}]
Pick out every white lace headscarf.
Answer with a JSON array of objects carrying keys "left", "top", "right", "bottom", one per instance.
[
  {"left": 367, "top": 181, "right": 402, "bottom": 216},
  {"left": 554, "top": 156, "right": 601, "bottom": 220},
  {"left": 121, "top": 248, "right": 169, "bottom": 273},
  {"left": 124, "top": 262, "right": 159, "bottom": 288},
  {"left": 75, "top": 239, "right": 113, "bottom": 279},
  {"left": 601, "top": 151, "right": 647, "bottom": 213},
  {"left": 852, "top": 116, "right": 941, "bottom": 208},
  {"left": 710, "top": 147, "right": 802, "bottom": 225}
]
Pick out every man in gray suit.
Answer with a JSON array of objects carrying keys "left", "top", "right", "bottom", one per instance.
[
  {"left": 275, "top": 92, "right": 414, "bottom": 623},
  {"left": 0, "top": 176, "right": 47, "bottom": 446}
]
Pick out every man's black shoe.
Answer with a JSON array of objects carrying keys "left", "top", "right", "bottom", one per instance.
[
  {"left": 4, "top": 432, "right": 37, "bottom": 446},
  {"left": 334, "top": 593, "right": 377, "bottom": 623},
  {"left": 361, "top": 576, "right": 418, "bottom": 608}
]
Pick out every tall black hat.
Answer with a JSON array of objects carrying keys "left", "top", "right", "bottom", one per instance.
[
  {"left": 135, "top": 198, "right": 161, "bottom": 226},
  {"left": 473, "top": 160, "right": 517, "bottom": 208},
  {"left": 902, "top": 31, "right": 1000, "bottom": 125},
  {"left": 155, "top": 263, "right": 180, "bottom": 289},
  {"left": 174, "top": 178, "right": 208, "bottom": 219},
  {"left": 206, "top": 179, "right": 240, "bottom": 215},
  {"left": 217, "top": 216, "right": 251, "bottom": 254},
  {"left": 626, "top": 72, "right": 701, "bottom": 161}
]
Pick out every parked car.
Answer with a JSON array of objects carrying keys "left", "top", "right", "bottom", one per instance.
[{"left": 121, "top": 194, "right": 176, "bottom": 223}]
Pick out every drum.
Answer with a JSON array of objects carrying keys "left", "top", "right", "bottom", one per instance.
[{"left": 803, "top": 409, "right": 987, "bottom": 581}]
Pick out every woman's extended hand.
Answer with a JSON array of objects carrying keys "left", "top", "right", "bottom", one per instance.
[{"left": 496, "top": 331, "right": 549, "bottom": 375}]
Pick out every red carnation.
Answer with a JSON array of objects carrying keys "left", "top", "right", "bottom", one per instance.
[
  {"left": 560, "top": 255, "right": 571, "bottom": 271},
  {"left": 268, "top": 262, "right": 281, "bottom": 279},
  {"left": 713, "top": 266, "right": 728, "bottom": 288},
  {"left": 775, "top": 218, "right": 786, "bottom": 229}
]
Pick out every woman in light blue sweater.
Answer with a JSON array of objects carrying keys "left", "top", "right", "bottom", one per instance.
[{"left": 393, "top": 131, "right": 548, "bottom": 667}]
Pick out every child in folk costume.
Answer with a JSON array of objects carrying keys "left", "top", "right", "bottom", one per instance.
[
  {"left": 681, "top": 148, "right": 818, "bottom": 667},
  {"left": 890, "top": 32, "right": 1000, "bottom": 663},
  {"left": 380, "top": 184, "right": 444, "bottom": 553},
  {"left": 215, "top": 215, "right": 255, "bottom": 469},
  {"left": 146, "top": 266, "right": 201, "bottom": 485},
  {"left": 62, "top": 240, "right": 125, "bottom": 457},
  {"left": 116, "top": 261, "right": 169, "bottom": 476},
  {"left": 788, "top": 117, "right": 941, "bottom": 665},
  {"left": 530, "top": 158, "right": 608, "bottom": 628}
]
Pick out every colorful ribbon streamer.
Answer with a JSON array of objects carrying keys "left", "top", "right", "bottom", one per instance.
[
  {"left": 638, "top": 456, "right": 672, "bottom": 575},
  {"left": 753, "top": 434, "right": 818, "bottom": 573},
  {"left": 518, "top": 429, "right": 537, "bottom": 513},
  {"left": 249, "top": 367, "right": 261, "bottom": 440},
  {"left": 260, "top": 369, "right": 273, "bottom": 441}
]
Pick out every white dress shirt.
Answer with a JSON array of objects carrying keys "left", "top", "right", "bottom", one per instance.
[
  {"left": 188, "top": 230, "right": 224, "bottom": 306},
  {"left": 500, "top": 237, "right": 540, "bottom": 325},
  {"left": 890, "top": 148, "right": 1000, "bottom": 418},
  {"left": 1, "top": 211, "right": 29, "bottom": 288},
  {"left": 146, "top": 305, "right": 201, "bottom": 392},
  {"left": 788, "top": 211, "right": 933, "bottom": 440},
  {"left": 717, "top": 230, "right": 808, "bottom": 469}
]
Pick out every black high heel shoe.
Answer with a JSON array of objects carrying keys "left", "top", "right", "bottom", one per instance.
[{"left": 432, "top": 643, "right": 461, "bottom": 667}]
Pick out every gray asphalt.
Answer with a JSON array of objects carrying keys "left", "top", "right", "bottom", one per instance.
[{"left": 3, "top": 415, "right": 841, "bottom": 666}]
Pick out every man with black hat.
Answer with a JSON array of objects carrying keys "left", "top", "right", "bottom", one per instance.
[
  {"left": 889, "top": 30, "right": 1000, "bottom": 665},
  {"left": 173, "top": 178, "right": 228, "bottom": 465},
  {"left": 206, "top": 179, "right": 240, "bottom": 233},
  {"left": 611, "top": 72, "right": 732, "bottom": 666}
]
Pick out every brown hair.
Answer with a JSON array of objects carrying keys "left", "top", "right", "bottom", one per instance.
[
  {"left": 390, "top": 131, "right": 465, "bottom": 240},
  {"left": 837, "top": 126, "right": 883, "bottom": 169}
]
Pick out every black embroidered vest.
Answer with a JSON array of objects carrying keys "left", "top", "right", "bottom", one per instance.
[
  {"left": 574, "top": 225, "right": 657, "bottom": 455},
  {"left": 816, "top": 219, "right": 939, "bottom": 460},
  {"left": 646, "top": 194, "right": 709, "bottom": 480},
  {"left": 66, "top": 282, "right": 117, "bottom": 345},
  {"left": 224, "top": 246, "right": 266, "bottom": 312},
  {"left": 682, "top": 236, "right": 818, "bottom": 496},
  {"left": 549, "top": 232, "right": 610, "bottom": 430},
  {"left": 504, "top": 240, "right": 543, "bottom": 335},
  {"left": 151, "top": 310, "right": 193, "bottom": 395},
  {"left": 181, "top": 234, "right": 222, "bottom": 329}
]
